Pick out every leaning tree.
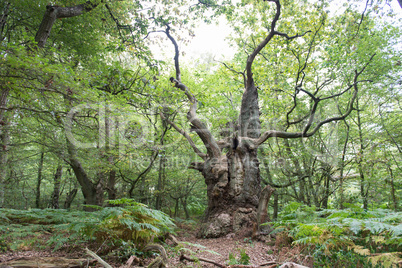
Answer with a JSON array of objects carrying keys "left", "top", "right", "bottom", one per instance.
[{"left": 161, "top": 0, "right": 378, "bottom": 238}]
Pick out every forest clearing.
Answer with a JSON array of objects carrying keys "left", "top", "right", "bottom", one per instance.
[{"left": 0, "top": 0, "right": 401, "bottom": 267}]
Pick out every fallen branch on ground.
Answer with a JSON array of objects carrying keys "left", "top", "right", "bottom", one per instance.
[{"left": 180, "top": 252, "right": 277, "bottom": 268}]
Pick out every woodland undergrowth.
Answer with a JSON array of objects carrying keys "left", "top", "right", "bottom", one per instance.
[
  {"left": 1, "top": 200, "right": 402, "bottom": 267},
  {"left": 0, "top": 198, "right": 175, "bottom": 262},
  {"left": 272, "top": 202, "right": 402, "bottom": 267}
]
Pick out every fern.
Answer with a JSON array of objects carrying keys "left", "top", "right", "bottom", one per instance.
[
  {"left": 0, "top": 202, "right": 175, "bottom": 254},
  {"left": 78, "top": 199, "right": 176, "bottom": 247},
  {"left": 273, "top": 206, "right": 402, "bottom": 267}
]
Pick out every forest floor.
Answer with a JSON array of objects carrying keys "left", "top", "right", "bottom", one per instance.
[{"left": 0, "top": 223, "right": 311, "bottom": 268}]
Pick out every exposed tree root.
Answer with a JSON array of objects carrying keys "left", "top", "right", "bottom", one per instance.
[
  {"left": 144, "top": 243, "right": 168, "bottom": 268},
  {"left": 85, "top": 248, "right": 113, "bottom": 268},
  {"left": 165, "top": 232, "right": 180, "bottom": 246}
]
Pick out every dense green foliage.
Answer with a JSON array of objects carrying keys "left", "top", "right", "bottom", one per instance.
[{"left": 273, "top": 202, "right": 402, "bottom": 266}]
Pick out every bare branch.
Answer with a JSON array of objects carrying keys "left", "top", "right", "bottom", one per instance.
[
  {"left": 160, "top": 112, "right": 207, "bottom": 160},
  {"left": 274, "top": 30, "right": 311, "bottom": 40},
  {"left": 165, "top": 24, "right": 181, "bottom": 81},
  {"left": 164, "top": 27, "right": 221, "bottom": 158},
  {"left": 251, "top": 54, "right": 376, "bottom": 148},
  {"left": 217, "top": 60, "right": 246, "bottom": 89},
  {"left": 245, "top": 0, "right": 280, "bottom": 87}
]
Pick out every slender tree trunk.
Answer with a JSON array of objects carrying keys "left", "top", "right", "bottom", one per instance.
[
  {"left": 0, "top": 114, "right": 9, "bottom": 208},
  {"left": 387, "top": 167, "right": 397, "bottom": 211},
  {"left": 356, "top": 98, "right": 368, "bottom": 210},
  {"left": 51, "top": 164, "right": 62, "bottom": 209},
  {"left": 272, "top": 192, "right": 279, "bottom": 219},
  {"left": 139, "top": 176, "right": 148, "bottom": 204},
  {"left": 0, "top": 86, "right": 9, "bottom": 207},
  {"left": 35, "top": 151, "right": 45, "bottom": 209},
  {"left": 66, "top": 137, "right": 102, "bottom": 210},
  {"left": 174, "top": 198, "right": 179, "bottom": 218},
  {"left": 283, "top": 139, "right": 305, "bottom": 203},
  {"left": 64, "top": 177, "right": 78, "bottom": 209},
  {"left": 155, "top": 153, "right": 165, "bottom": 210},
  {"left": 0, "top": 2, "right": 10, "bottom": 41},
  {"left": 339, "top": 120, "right": 350, "bottom": 209},
  {"left": 256, "top": 185, "right": 275, "bottom": 234},
  {"left": 322, "top": 167, "right": 331, "bottom": 209},
  {"left": 105, "top": 117, "right": 118, "bottom": 201},
  {"left": 308, "top": 176, "right": 320, "bottom": 207},
  {"left": 181, "top": 197, "right": 190, "bottom": 220},
  {"left": 63, "top": 96, "right": 103, "bottom": 210}
]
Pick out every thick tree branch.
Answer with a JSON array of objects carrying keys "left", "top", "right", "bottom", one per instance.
[
  {"left": 245, "top": 0, "right": 280, "bottom": 87},
  {"left": 164, "top": 26, "right": 221, "bottom": 158},
  {"left": 165, "top": 25, "right": 181, "bottom": 81},
  {"left": 35, "top": 0, "right": 104, "bottom": 48},
  {"left": 169, "top": 78, "right": 221, "bottom": 158},
  {"left": 160, "top": 112, "right": 207, "bottom": 160}
]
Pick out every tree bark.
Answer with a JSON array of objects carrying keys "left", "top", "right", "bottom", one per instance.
[
  {"left": 64, "top": 178, "right": 78, "bottom": 209},
  {"left": 181, "top": 197, "right": 190, "bottom": 220},
  {"left": 196, "top": 150, "right": 262, "bottom": 238},
  {"left": 155, "top": 152, "right": 166, "bottom": 210},
  {"left": 0, "top": 2, "right": 10, "bottom": 41},
  {"left": 51, "top": 164, "right": 63, "bottom": 209},
  {"left": 66, "top": 137, "right": 103, "bottom": 210},
  {"left": 356, "top": 97, "right": 368, "bottom": 210},
  {"left": 35, "top": 1, "right": 102, "bottom": 48},
  {"left": 256, "top": 185, "right": 275, "bottom": 234},
  {"left": 35, "top": 151, "right": 45, "bottom": 209},
  {"left": 0, "top": 86, "right": 10, "bottom": 208},
  {"left": 339, "top": 119, "right": 350, "bottom": 209},
  {"left": 104, "top": 110, "right": 117, "bottom": 201}
]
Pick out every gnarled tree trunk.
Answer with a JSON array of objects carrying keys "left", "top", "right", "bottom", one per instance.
[
  {"left": 163, "top": 0, "right": 371, "bottom": 238},
  {"left": 195, "top": 150, "right": 262, "bottom": 237}
]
